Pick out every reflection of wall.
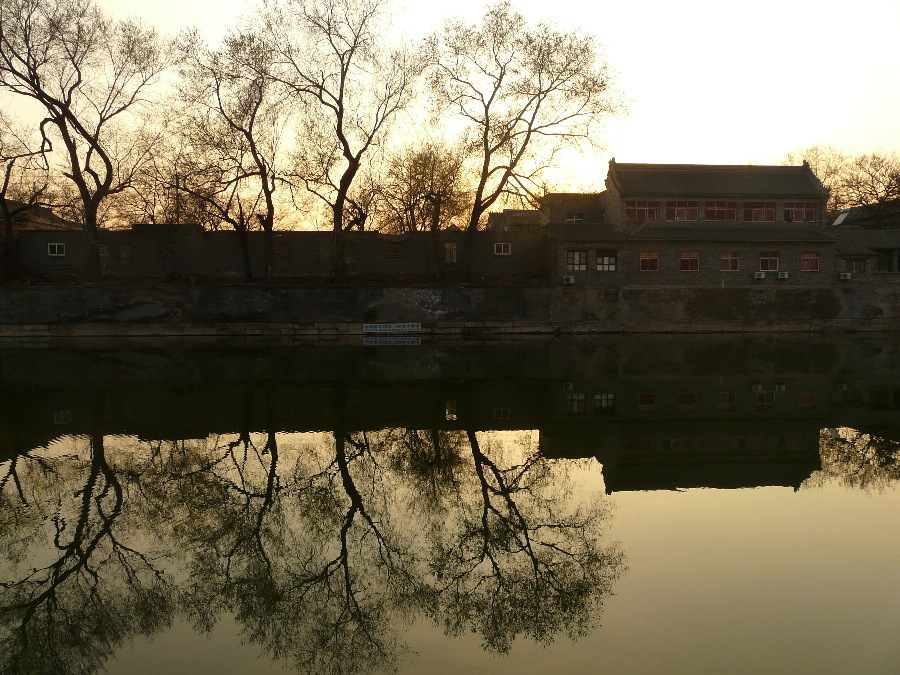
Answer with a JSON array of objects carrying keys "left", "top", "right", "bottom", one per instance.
[{"left": 2, "top": 338, "right": 899, "bottom": 467}]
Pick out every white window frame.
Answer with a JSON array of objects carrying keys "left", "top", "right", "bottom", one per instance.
[
  {"left": 47, "top": 242, "right": 66, "bottom": 257},
  {"left": 444, "top": 242, "right": 458, "bottom": 264},
  {"left": 566, "top": 250, "right": 587, "bottom": 271},
  {"left": 494, "top": 242, "right": 511, "bottom": 256},
  {"left": 596, "top": 250, "right": 617, "bottom": 272}
]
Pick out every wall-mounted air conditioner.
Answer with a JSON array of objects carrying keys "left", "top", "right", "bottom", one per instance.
[
  {"left": 562, "top": 275, "right": 575, "bottom": 284},
  {"left": 754, "top": 271, "right": 766, "bottom": 279},
  {"left": 778, "top": 271, "right": 790, "bottom": 279},
  {"left": 840, "top": 272, "right": 852, "bottom": 280}
]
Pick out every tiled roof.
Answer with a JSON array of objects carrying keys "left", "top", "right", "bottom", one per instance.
[
  {"left": 835, "top": 229, "right": 900, "bottom": 252},
  {"left": 609, "top": 162, "right": 828, "bottom": 197},
  {"left": 547, "top": 222, "right": 626, "bottom": 241},
  {"left": 627, "top": 223, "right": 837, "bottom": 243}
]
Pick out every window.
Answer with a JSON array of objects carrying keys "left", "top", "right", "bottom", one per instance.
[
  {"left": 445, "top": 400, "right": 457, "bottom": 421},
  {"left": 720, "top": 251, "right": 741, "bottom": 272},
  {"left": 566, "top": 250, "right": 587, "bottom": 271},
  {"left": 47, "top": 242, "right": 66, "bottom": 257},
  {"left": 759, "top": 251, "right": 779, "bottom": 271},
  {"left": 273, "top": 242, "right": 291, "bottom": 258},
  {"left": 744, "top": 202, "right": 775, "bottom": 222},
  {"left": 386, "top": 242, "right": 404, "bottom": 258},
  {"left": 565, "top": 392, "right": 586, "bottom": 414},
  {"left": 844, "top": 259, "right": 865, "bottom": 273},
  {"left": 625, "top": 201, "right": 659, "bottom": 221},
  {"left": 637, "top": 393, "right": 657, "bottom": 412},
  {"left": 875, "top": 250, "right": 898, "bottom": 272},
  {"left": 596, "top": 250, "right": 617, "bottom": 272},
  {"left": 493, "top": 407, "right": 511, "bottom": 420},
  {"left": 53, "top": 409, "right": 72, "bottom": 425},
  {"left": 595, "top": 393, "right": 615, "bottom": 413},
  {"left": 639, "top": 250, "right": 660, "bottom": 271},
  {"left": 666, "top": 201, "right": 699, "bottom": 221},
  {"left": 118, "top": 244, "right": 132, "bottom": 265},
  {"left": 677, "top": 392, "right": 697, "bottom": 410},
  {"left": 717, "top": 391, "right": 736, "bottom": 410},
  {"left": 680, "top": 251, "right": 700, "bottom": 272},
  {"left": 800, "top": 251, "right": 820, "bottom": 272},
  {"left": 706, "top": 201, "right": 737, "bottom": 222},
  {"left": 796, "top": 391, "right": 816, "bottom": 410},
  {"left": 565, "top": 212, "right": 584, "bottom": 224},
  {"left": 784, "top": 202, "right": 817, "bottom": 223},
  {"left": 756, "top": 390, "right": 775, "bottom": 411},
  {"left": 444, "top": 242, "right": 458, "bottom": 264},
  {"left": 494, "top": 242, "right": 511, "bottom": 256}
]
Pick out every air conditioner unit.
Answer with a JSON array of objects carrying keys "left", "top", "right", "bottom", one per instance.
[
  {"left": 778, "top": 271, "right": 790, "bottom": 279},
  {"left": 836, "top": 383, "right": 848, "bottom": 391},
  {"left": 754, "top": 271, "right": 766, "bottom": 279},
  {"left": 840, "top": 272, "right": 852, "bottom": 280},
  {"left": 562, "top": 381, "right": 574, "bottom": 391},
  {"left": 562, "top": 275, "right": 575, "bottom": 284}
]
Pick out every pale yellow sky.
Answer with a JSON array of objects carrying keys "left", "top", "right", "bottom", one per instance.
[{"left": 88, "top": 0, "right": 900, "bottom": 186}]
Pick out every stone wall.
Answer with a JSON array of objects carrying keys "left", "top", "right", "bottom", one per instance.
[{"left": 2, "top": 284, "right": 898, "bottom": 335}]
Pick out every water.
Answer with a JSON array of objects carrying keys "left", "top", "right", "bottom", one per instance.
[{"left": 1, "top": 336, "right": 898, "bottom": 674}]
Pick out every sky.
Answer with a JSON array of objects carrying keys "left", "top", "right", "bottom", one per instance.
[{"left": 93, "top": 0, "right": 900, "bottom": 189}]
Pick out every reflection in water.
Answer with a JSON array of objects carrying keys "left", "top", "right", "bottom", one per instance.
[
  {"left": 0, "top": 429, "right": 624, "bottom": 674},
  {"left": 1, "top": 335, "right": 899, "bottom": 673}
]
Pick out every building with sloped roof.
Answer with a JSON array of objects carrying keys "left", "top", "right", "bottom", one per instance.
[{"left": 546, "top": 159, "right": 848, "bottom": 286}]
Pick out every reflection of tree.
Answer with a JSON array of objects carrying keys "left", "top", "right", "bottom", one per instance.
[
  {"left": 1, "top": 426, "right": 624, "bottom": 674},
  {"left": 0, "top": 436, "right": 175, "bottom": 675},
  {"left": 422, "top": 430, "right": 625, "bottom": 653},
  {"left": 805, "top": 428, "right": 900, "bottom": 491}
]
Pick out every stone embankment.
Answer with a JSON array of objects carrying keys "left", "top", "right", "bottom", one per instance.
[{"left": 1, "top": 284, "right": 899, "bottom": 339}]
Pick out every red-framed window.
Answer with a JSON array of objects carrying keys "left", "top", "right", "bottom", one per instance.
[
  {"left": 639, "top": 250, "right": 660, "bottom": 271},
  {"left": 680, "top": 250, "right": 700, "bottom": 272},
  {"left": 705, "top": 201, "right": 737, "bottom": 222},
  {"left": 759, "top": 251, "right": 779, "bottom": 271},
  {"left": 566, "top": 250, "right": 587, "bottom": 271},
  {"left": 596, "top": 249, "right": 617, "bottom": 272},
  {"left": 625, "top": 200, "right": 659, "bottom": 221},
  {"left": 720, "top": 250, "right": 740, "bottom": 271},
  {"left": 800, "top": 251, "right": 820, "bottom": 272},
  {"left": 677, "top": 392, "right": 697, "bottom": 410},
  {"left": 637, "top": 392, "right": 657, "bottom": 412},
  {"left": 666, "top": 201, "right": 699, "bottom": 221},
  {"left": 784, "top": 202, "right": 817, "bottom": 223},
  {"left": 745, "top": 202, "right": 776, "bottom": 222}
]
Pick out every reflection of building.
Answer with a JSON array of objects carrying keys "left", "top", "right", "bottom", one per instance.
[{"left": 2, "top": 338, "right": 899, "bottom": 493}]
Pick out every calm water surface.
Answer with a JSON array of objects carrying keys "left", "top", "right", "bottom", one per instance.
[{"left": 1, "top": 336, "right": 898, "bottom": 674}]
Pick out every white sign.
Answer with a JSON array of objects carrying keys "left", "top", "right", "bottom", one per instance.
[{"left": 362, "top": 322, "right": 422, "bottom": 333}]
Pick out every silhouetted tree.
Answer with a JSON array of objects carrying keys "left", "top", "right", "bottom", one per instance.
[
  {"left": 262, "top": 0, "right": 420, "bottom": 280},
  {"left": 427, "top": 1, "right": 619, "bottom": 271},
  {"left": 0, "top": 0, "right": 173, "bottom": 279}
]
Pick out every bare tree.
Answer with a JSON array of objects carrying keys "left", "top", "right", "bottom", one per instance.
[
  {"left": 262, "top": 0, "right": 420, "bottom": 281},
  {"left": 427, "top": 1, "right": 619, "bottom": 260},
  {"left": 785, "top": 147, "right": 900, "bottom": 219},
  {"left": 0, "top": 0, "right": 172, "bottom": 279},
  {"left": 178, "top": 25, "right": 289, "bottom": 283},
  {"left": 841, "top": 151, "right": 900, "bottom": 210},
  {"left": 377, "top": 140, "right": 468, "bottom": 234}
]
